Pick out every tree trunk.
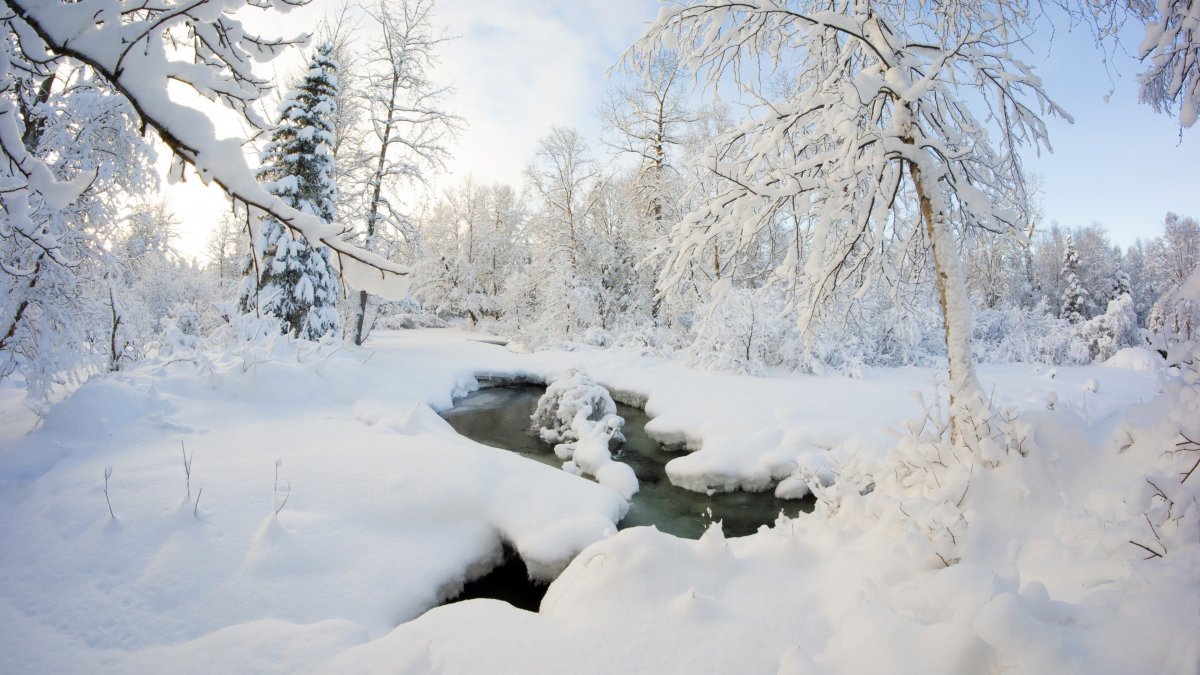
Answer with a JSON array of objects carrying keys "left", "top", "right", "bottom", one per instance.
[
  {"left": 908, "top": 160, "right": 983, "bottom": 442},
  {"left": 353, "top": 289, "right": 369, "bottom": 346}
]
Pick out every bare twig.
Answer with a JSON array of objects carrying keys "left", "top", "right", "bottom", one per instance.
[
  {"left": 181, "top": 440, "right": 192, "bottom": 500},
  {"left": 275, "top": 479, "right": 291, "bottom": 515},
  {"left": 194, "top": 487, "right": 203, "bottom": 519},
  {"left": 104, "top": 466, "right": 114, "bottom": 520},
  {"left": 1182, "top": 456, "right": 1199, "bottom": 484},
  {"left": 1129, "top": 540, "right": 1164, "bottom": 560}
]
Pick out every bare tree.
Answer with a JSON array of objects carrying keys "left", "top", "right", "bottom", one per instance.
[
  {"left": 602, "top": 53, "right": 693, "bottom": 225},
  {"left": 207, "top": 214, "right": 245, "bottom": 282},
  {"left": 347, "top": 0, "right": 462, "bottom": 345}
]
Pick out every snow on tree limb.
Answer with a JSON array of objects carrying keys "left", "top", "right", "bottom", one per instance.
[
  {"left": 2, "top": 0, "right": 411, "bottom": 299},
  {"left": 1133, "top": 0, "right": 1199, "bottom": 127},
  {"left": 628, "top": 0, "right": 1077, "bottom": 441}
]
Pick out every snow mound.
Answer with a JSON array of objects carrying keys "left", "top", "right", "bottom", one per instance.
[
  {"left": 1104, "top": 347, "right": 1164, "bottom": 371},
  {"left": 534, "top": 369, "right": 639, "bottom": 500},
  {"left": 531, "top": 368, "right": 624, "bottom": 444}
]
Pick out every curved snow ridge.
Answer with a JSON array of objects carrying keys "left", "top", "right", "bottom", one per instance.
[{"left": 0, "top": 340, "right": 629, "bottom": 669}]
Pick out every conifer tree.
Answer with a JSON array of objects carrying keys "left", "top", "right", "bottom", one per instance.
[
  {"left": 1060, "top": 232, "right": 1088, "bottom": 324},
  {"left": 240, "top": 43, "right": 343, "bottom": 340},
  {"left": 1112, "top": 269, "right": 1133, "bottom": 301}
]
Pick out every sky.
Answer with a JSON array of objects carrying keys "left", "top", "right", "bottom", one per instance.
[{"left": 166, "top": 0, "right": 1198, "bottom": 259}]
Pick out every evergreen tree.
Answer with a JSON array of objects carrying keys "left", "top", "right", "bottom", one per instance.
[
  {"left": 1112, "top": 269, "right": 1133, "bottom": 300},
  {"left": 240, "top": 43, "right": 343, "bottom": 340},
  {"left": 1060, "top": 232, "right": 1088, "bottom": 324}
]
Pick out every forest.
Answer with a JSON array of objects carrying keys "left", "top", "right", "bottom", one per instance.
[{"left": 0, "top": 0, "right": 1198, "bottom": 673}]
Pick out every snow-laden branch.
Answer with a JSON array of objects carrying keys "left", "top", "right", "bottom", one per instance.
[
  {"left": 629, "top": 0, "right": 1077, "bottom": 439},
  {"left": 2, "top": 0, "right": 411, "bottom": 299}
]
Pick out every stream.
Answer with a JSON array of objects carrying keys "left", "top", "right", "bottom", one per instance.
[{"left": 441, "top": 384, "right": 813, "bottom": 540}]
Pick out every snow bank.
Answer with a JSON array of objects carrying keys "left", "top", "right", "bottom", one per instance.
[
  {"left": 0, "top": 333, "right": 627, "bottom": 672},
  {"left": 1104, "top": 346, "right": 1165, "bottom": 371},
  {"left": 313, "top": 353, "right": 1199, "bottom": 674},
  {"left": 0, "top": 329, "right": 1188, "bottom": 673}
]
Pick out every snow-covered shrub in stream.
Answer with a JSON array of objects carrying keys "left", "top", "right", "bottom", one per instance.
[
  {"left": 532, "top": 368, "right": 638, "bottom": 500},
  {"left": 531, "top": 368, "right": 624, "bottom": 444}
]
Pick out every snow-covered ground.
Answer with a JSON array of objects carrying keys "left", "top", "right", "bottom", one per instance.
[{"left": 0, "top": 329, "right": 1194, "bottom": 673}]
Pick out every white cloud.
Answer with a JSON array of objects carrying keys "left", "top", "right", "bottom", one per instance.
[{"left": 430, "top": 0, "right": 656, "bottom": 187}]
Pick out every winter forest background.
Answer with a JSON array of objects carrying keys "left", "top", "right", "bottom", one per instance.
[
  {"left": 3, "top": 0, "right": 1200, "bottom": 672},
  {"left": 1, "top": 0, "right": 1197, "bottom": 402}
]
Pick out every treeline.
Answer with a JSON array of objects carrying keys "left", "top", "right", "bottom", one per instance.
[
  {"left": 4, "top": 0, "right": 1197, "bottom": 403},
  {"left": 405, "top": 132, "right": 1197, "bottom": 374}
]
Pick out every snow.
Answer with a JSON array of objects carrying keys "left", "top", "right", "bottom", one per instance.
[
  {"left": 0, "top": 328, "right": 1194, "bottom": 673},
  {"left": 1104, "top": 347, "right": 1165, "bottom": 371}
]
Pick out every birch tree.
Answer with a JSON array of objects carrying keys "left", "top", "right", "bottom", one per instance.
[
  {"left": 629, "top": 0, "right": 1069, "bottom": 441},
  {"left": 347, "top": 0, "right": 461, "bottom": 345}
]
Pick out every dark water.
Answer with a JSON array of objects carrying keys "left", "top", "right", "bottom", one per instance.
[
  {"left": 453, "top": 544, "right": 546, "bottom": 612},
  {"left": 441, "top": 385, "right": 813, "bottom": 540}
]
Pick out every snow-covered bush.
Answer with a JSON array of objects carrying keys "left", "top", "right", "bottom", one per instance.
[
  {"left": 531, "top": 368, "right": 624, "bottom": 445},
  {"left": 609, "top": 325, "right": 689, "bottom": 358},
  {"left": 972, "top": 301, "right": 1090, "bottom": 365},
  {"left": 531, "top": 368, "right": 637, "bottom": 499},
  {"left": 684, "top": 287, "right": 803, "bottom": 375},
  {"left": 370, "top": 297, "right": 448, "bottom": 330},
  {"left": 800, "top": 382, "right": 1031, "bottom": 566},
  {"left": 1080, "top": 293, "right": 1139, "bottom": 362},
  {"left": 1115, "top": 359, "right": 1200, "bottom": 562},
  {"left": 1147, "top": 269, "right": 1200, "bottom": 354}
]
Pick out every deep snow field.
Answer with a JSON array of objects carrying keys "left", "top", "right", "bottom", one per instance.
[{"left": 0, "top": 329, "right": 1196, "bottom": 673}]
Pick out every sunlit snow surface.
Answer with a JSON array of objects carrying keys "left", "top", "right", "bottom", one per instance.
[{"left": 0, "top": 330, "right": 1194, "bottom": 674}]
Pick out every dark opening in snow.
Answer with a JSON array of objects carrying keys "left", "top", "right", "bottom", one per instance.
[
  {"left": 441, "top": 384, "right": 814, "bottom": 540},
  {"left": 448, "top": 544, "right": 547, "bottom": 613}
]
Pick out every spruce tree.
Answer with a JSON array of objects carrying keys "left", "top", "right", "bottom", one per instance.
[
  {"left": 1112, "top": 269, "right": 1133, "bottom": 300},
  {"left": 239, "top": 43, "right": 342, "bottom": 340},
  {"left": 1060, "top": 231, "right": 1088, "bottom": 324}
]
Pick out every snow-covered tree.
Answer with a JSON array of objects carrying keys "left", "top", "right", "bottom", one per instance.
[
  {"left": 207, "top": 213, "right": 246, "bottom": 284},
  {"left": 414, "top": 180, "right": 527, "bottom": 325},
  {"left": 518, "top": 128, "right": 612, "bottom": 344},
  {"left": 1060, "top": 231, "right": 1089, "bottom": 324},
  {"left": 602, "top": 53, "right": 692, "bottom": 230},
  {"left": 111, "top": 201, "right": 224, "bottom": 359},
  {"left": 346, "top": 0, "right": 462, "bottom": 345},
  {"left": 1122, "top": 239, "right": 1159, "bottom": 325},
  {"left": 240, "top": 43, "right": 343, "bottom": 341},
  {"left": 1159, "top": 212, "right": 1200, "bottom": 287},
  {"left": 1112, "top": 269, "right": 1133, "bottom": 301},
  {"left": 1082, "top": 292, "right": 1139, "bottom": 362},
  {"left": 2, "top": 0, "right": 411, "bottom": 301},
  {"left": 630, "top": 0, "right": 1069, "bottom": 440},
  {"left": 0, "top": 65, "right": 152, "bottom": 398},
  {"left": 1126, "top": 0, "right": 1200, "bottom": 128}
]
